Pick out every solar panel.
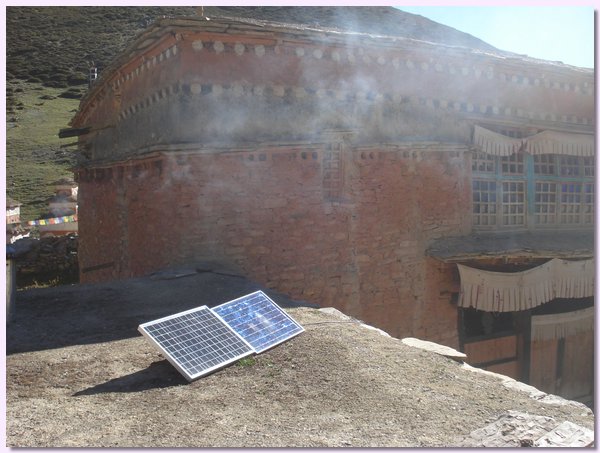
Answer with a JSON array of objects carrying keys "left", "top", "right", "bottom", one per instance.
[
  {"left": 212, "top": 290, "right": 305, "bottom": 353},
  {"left": 138, "top": 306, "right": 254, "bottom": 382}
]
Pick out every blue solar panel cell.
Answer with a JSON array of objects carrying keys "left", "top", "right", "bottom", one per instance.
[
  {"left": 213, "top": 291, "right": 304, "bottom": 353},
  {"left": 138, "top": 306, "right": 254, "bottom": 381}
]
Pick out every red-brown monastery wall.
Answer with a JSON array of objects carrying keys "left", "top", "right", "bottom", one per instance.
[
  {"left": 77, "top": 142, "right": 469, "bottom": 344},
  {"left": 71, "top": 17, "right": 594, "bottom": 346}
]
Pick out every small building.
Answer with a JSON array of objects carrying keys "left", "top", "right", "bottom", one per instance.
[
  {"left": 66, "top": 12, "right": 594, "bottom": 403},
  {"left": 47, "top": 178, "right": 78, "bottom": 217},
  {"left": 38, "top": 178, "right": 78, "bottom": 238},
  {"left": 6, "top": 198, "right": 30, "bottom": 245},
  {"left": 6, "top": 198, "right": 21, "bottom": 225}
]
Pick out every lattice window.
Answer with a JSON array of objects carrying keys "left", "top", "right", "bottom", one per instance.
[
  {"left": 560, "top": 183, "right": 582, "bottom": 224},
  {"left": 472, "top": 151, "right": 495, "bottom": 173},
  {"left": 473, "top": 148, "right": 593, "bottom": 230},
  {"left": 583, "top": 157, "right": 595, "bottom": 177},
  {"left": 501, "top": 153, "right": 524, "bottom": 175},
  {"left": 559, "top": 156, "right": 581, "bottom": 177},
  {"left": 583, "top": 183, "right": 594, "bottom": 224},
  {"left": 502, "top": 181, "right": 526, "bottom": 226},
  {"left": 533, "top": 154, "right": 557, "bottom": 176},
  {"left": 472, "top": 180, "right": 497, "bottom": 226},
  {"left": 535, "top": 182, "right": 557, "bottom": 224}
]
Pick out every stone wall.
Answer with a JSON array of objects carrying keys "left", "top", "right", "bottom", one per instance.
[
  {"left": 14, "top": 234, "right": 79, "bottom": 287},
  {"left": 77, "top": 142, "right": 469, "bottom": 345},
  {"left": 74, "top": 18, "right": 594, "bottom": 167},
  {"left": 70, "top": 17, "right": 594, "bottom": 347}
]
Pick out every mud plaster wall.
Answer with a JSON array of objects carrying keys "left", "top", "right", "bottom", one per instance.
[
  {"left": 72, "top": 21, "right": 593, "bottom": 346},
  {"left": 77, "top": 143, "right": 469, "bottom": 345},
  {"left": 75, "top": 26, "right": 594, "bottom": 167}
]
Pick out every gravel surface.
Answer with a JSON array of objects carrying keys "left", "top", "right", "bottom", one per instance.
[{"left": 6, "top": 269, "right": 594, "bottom": 447}]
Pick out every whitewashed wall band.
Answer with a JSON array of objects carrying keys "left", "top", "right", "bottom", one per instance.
[
  {"left": 117, "top": 79, "right": 594, "bottom": 127},
  {"left": 92, "top": 39, "right": 593, "bottom": 127},
  {"left": 114, "top": 40, "right": 593, "bottom": 97}
]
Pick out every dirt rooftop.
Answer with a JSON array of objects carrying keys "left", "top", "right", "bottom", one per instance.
[{"left": 6, "top": 263, "right": 594, "bottom": 447}]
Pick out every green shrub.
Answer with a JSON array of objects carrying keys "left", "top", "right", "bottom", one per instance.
[{"left": 59, "top": 88, "right": 84, "bottom": 99}]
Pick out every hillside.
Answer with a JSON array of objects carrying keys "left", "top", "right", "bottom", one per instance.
[
  {"left": 6, "top": 6, "right": 501, "bottom": 220},
  {"left": 7, "top": 6, "right": 498, "bottom": 88}
]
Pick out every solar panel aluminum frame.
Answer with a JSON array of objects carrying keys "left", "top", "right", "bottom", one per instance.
[
  {"left": 138, "top": 306, "right": 255, "bottom": 382},
  {"left": 213, "top": 290, "right": 305, "bottom": 354}
]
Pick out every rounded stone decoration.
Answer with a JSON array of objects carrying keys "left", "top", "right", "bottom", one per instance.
[
  {"left": 192, "top": 40, "right": 204, "bottom": 51},
  {"left": 255, "top": 45, "right": 266, "bottom": 57},
  {"left": 213, "top": 41, "right": 225, "bottom": 54},
  {"left": 232, "top": 83, "right": 244, "bottom": 97},
  {"left": 294, "top": 87, "right": 307, "bottom": 98},
  {"left": 190, "top": 83, "right": 202, "bottom": 95},
  {"left": 234, "top": 43, "right": 245, "bottom": 56}
]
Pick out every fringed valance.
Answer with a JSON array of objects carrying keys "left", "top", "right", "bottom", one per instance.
[
  {"left": 473, "top": 125, "right": 524, "bottom": 156},
  {"left": 531, "top": 306, "right": 594, "bottom": 341},
  {"left": 473, "top": 125, "right": 595, "bottom": 157},
  {"left": 458, "top": 258, "right": 594, "bottom": 312},
  {"left": 527, "top": 130, "right": 595, "bottom": 156}
]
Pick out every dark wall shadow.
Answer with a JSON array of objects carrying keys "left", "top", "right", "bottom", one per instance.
[
  {"left": 73, "top": 360, "right": 188, "bottom": 396},
  {"left": 8, "top": 266, "right": 317, "bottom": 355}
]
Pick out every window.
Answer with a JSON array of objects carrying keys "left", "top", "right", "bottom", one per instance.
[
  {"left": 535, "top": 182, "right": 557, "bottom": 224},
  {"left": 501, "top": 153, "right": 525, "bottom": 175},
  {"left": 472, "top": 180, "right": 497, "bottom": 226},
  {"left": 473, "top": 153, "right": 594, "bottom": 229},
  {"left": 533, "top": 154, "right": 556, "bottom": 176},
  {"left": 472, "top": 151, "right": 495, "bottom": 173},
  {"left": 461, "top": 308, "right": 515, "bottom": 339}
]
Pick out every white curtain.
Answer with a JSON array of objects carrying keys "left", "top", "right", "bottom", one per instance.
[
  {"left": 458, "top": 258, "right": 594, "bottom": 312},
  {"left": 473, "top": 125, "right": 595, "bottom": 157},
  {"left": 531, "top": 306, "right": 594, "bottom": 341}
]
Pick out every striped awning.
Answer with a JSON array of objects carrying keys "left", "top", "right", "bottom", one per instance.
[
  {"left": 458, "top": 258, "right": 594, "bottom": 312},
  {"left": 473, "top": 125, "right": 595, "bottom": 157}
]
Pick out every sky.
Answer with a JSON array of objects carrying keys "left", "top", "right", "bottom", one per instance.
[{"left": 395, "top": 6, "right": 595, "bottom": 68}]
